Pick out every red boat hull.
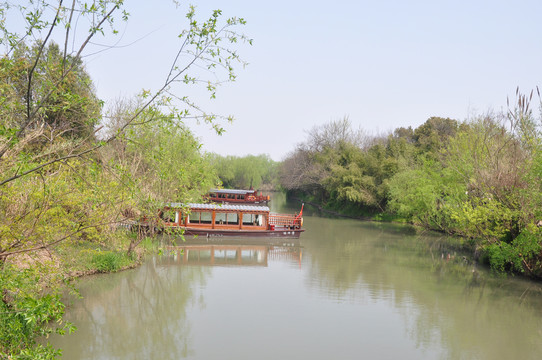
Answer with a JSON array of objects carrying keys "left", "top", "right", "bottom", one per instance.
[{"left": 179, "top": 227, "right": 304, "bottom": 239}]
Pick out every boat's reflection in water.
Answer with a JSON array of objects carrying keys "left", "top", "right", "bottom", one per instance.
[{"left": 161, "top": 238, "right": 302, "bottom": 267}]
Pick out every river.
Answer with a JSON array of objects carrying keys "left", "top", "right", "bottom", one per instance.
[{"left": 50, "top": 193, "right": 542, "bottom": 359}]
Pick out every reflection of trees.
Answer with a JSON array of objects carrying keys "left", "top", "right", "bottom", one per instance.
[
  {"left": 303, "top": 215, "right": 542, "bottom": 358},
  {"left": 52, "top": 257, "right": 211, "bottom": 359}
]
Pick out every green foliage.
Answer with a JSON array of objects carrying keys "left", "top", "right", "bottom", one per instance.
[
  {"left": 281, "top": 100, "right": 542, "bottom": 281},
  {"left": 387, "top": 155, "right": 467, "bottom": 232},
  {"left": 513, "top": 225, "right": 542, "bottom": 266},
  {"left": 0, "top": 157, "right": 137, "bottom": 261},
  {"left": 280, "top": 118, "right": 404, "bottom": 213},
  {"left": 449, "top": 199, "right": 519, "bottom": 241},
  {"left": 0, "top": 264, "right": 74, "bottom": 359},
  {"left": 91, "top": 251, "right": 131, "bottom": 273},
  {"left": 520, "top": 140, "right": 542, "bottom": 222},
  {"left": 412, "top": 116, "right": 460, "bottom": 155},
  {"left": 486, "top": 242, "right": 516, "bottom": 272},
  {"left": 210, "top": 154, "right": 278, "bottom": 189},
  {"left": 0, "top": 1, "right": 252, "bottom": 356},
  {"left": 487, "top": 224, "right": 542, "bottom": 274},
  {"left": 386, "top": 98, "right": 542, "bottom": 278},
  {"left": 0, "top": 41, "right": 102, "bottom": 144},
  {"left": 388, "top": 168, "right": 440, "bottom": 222},
  {"left": 105, "top": 109, "right": 220, "bottom": 208}
]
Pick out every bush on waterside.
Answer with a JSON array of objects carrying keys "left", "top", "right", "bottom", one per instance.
[
  {"left": 91, "top": 251, "right": 128, "bottom": 272},
  {"left": 487, "top": 224, "right": 542, "bottom": 274},
  {"left": 0, "top": 264, "right": 74, "bottom": 359}
]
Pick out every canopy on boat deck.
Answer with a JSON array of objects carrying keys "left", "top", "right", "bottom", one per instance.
[
  {"left": 209, "top": 189, "right": 258, "bottom": 195},
  {"left": 166, "top": 203, "right": 270, "bottom": 212}
]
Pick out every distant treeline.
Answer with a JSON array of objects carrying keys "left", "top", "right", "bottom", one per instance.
[
  {"left": 278, "top": 108, "right": 542, "bottom": 278},
  {"left": 210, "top": 154, "right": 279, "bottom": 190}
]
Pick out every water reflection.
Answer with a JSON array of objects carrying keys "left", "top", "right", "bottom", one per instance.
[
  {"left": 302, "top": 214, "right": 542, "bottom": 359},
  {"left": 52, "top": 258, "right": 210, "bottom": 359},
  {"left": 161, "top": 238, "right": 302, "bottom": 268},
  {"left": 51, "top": 238, "right": 304, "bottom": 360}
]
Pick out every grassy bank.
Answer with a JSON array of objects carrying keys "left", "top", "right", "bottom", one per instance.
[{"left": 0, "top": 230, "right": 160, "bottom": 359}]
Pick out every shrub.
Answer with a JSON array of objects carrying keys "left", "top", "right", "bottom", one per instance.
[
  {"left": 0, "top": 265, "right": 74, "bottom": 359},
  {"left": 487, "top": 224, "right": 542, "bottom": 274},
  {"left": 91, "top": 251, "right": 128, "bottom": 273}
]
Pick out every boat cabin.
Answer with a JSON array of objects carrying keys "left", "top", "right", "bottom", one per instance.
[{"left": 206, "top": 189, "right": 270, "bottom": 204}]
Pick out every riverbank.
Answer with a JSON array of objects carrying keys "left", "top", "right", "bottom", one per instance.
[
  {"left": 288, "top": 192, "right": 542, "bottom": 281},
  {"left": 289, "top": 194, "right": 403, "bottom": 223},
  {"left": 0, "top": 231, "right": 158, "bottom": 358}
]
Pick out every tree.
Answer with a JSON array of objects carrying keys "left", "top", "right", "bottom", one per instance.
[
  {"left": 279, "top": 145, "right": 327, "bottom": 193},
  {"left": 210, "top": 154, "right": 278, "bottom": 189},
  {"left": 413, "top": 116, "right": 460, "bottom": 154},
  {"left": 0, "top": 41, "right": 101, "bottom": 141},
  {"left": 0, "top": 0, "right": 251, "bottom": 260},
  {"left": 387, "top": 90, "right": 542, "bottom": 277},
  {"left": 0, "top": 2, "right": 251, "bottom": 357},
  {"left": 304, "top": 116, "right": 368, "bottom": 152},
  {"left": 387, "top": 157, "right": 466, "bottom": 231}
]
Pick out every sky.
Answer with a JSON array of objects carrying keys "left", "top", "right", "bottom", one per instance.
[{"left": 12, "top": 0, "right": 542, "bottom": 161}]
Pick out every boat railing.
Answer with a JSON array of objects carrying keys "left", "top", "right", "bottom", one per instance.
[{"left": 268, "top": 213, "right": 301, "bottom": 228}]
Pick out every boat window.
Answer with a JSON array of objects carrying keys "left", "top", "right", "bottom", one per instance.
[
  {"left": 215, "top": 212, "right": 226, "bottom": 225},
  {"left": 188, "top": 211, "right": 212, "bottom": 224},
  {"left": 243, "top": 213, "right": 254, "bottom": 225},
  {"left": 187, "top": 212, "right": 199, "bottom": 224},
  {"left": 200, "top": 211, "right": 212, "bottom": 224},
  {"left": 227, "top": 213, "right": 238, "bottom": 225},
  {"left": 242, "top": 213, "right": 265, "bottom": 226}
]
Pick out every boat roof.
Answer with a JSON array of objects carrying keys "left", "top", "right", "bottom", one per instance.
[
  {"left": 167, "top": 203, "right": 270, "bottom": 212},
  {"left": 209, "top": 189, "right": 258, "bottom": 195}
]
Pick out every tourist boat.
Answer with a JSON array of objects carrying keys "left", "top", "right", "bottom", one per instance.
[
  {"left": 158, "top": 203, "right": 304, "bottom": 238},
  {"left": 206, "top": 188, "right": 270, "bottom": 204}
]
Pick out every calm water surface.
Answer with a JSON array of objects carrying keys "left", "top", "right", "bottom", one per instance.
[{"left": 50, "top": 194, "right": 542, "bottom": 359}]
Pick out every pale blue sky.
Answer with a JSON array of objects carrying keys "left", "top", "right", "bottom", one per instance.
[{"left": 30, "top": 1, "right": 542, "bottom": 160}]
